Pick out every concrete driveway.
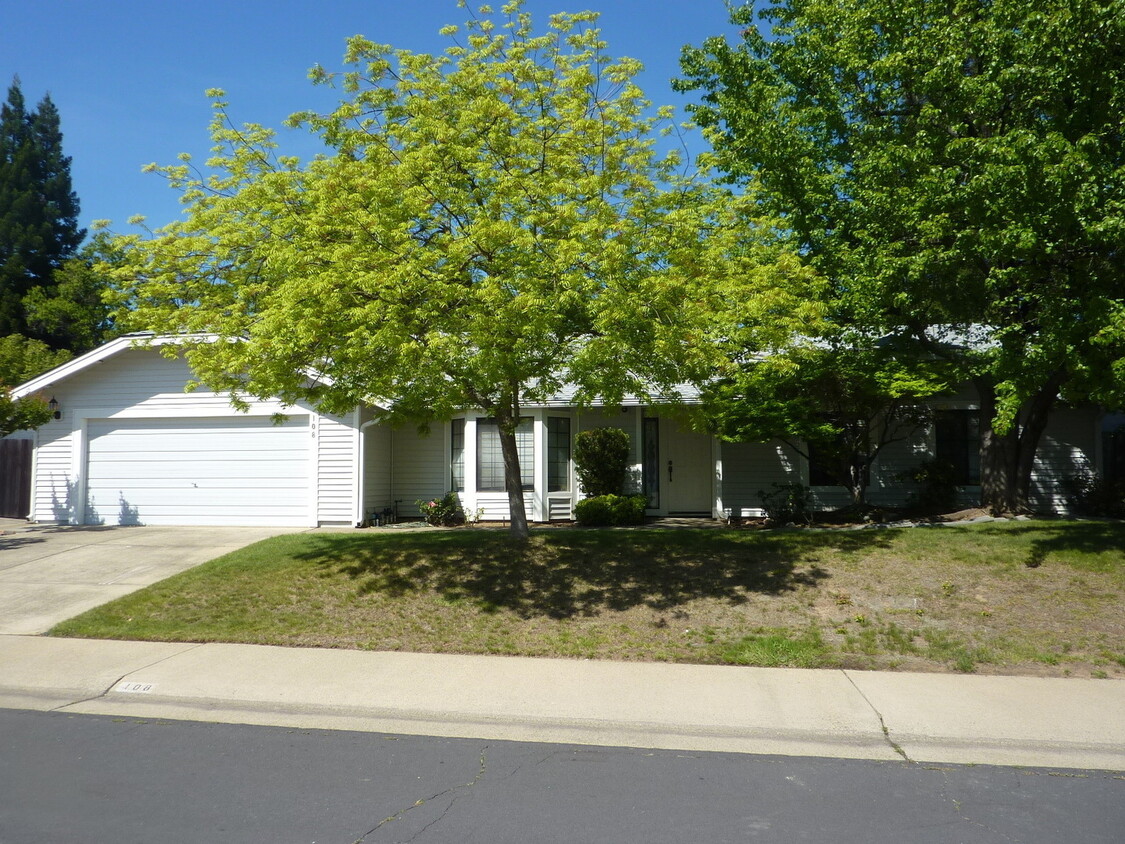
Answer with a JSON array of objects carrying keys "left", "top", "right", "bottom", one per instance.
[{"left": 0, "top": 523, "right": 304, "bottom": 635}]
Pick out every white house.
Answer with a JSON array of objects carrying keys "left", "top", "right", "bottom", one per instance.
[{"left": 6, "top": 335, "right": 1114, "bottom": 527}]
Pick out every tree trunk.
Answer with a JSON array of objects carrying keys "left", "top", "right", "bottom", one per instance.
[
  {"left": 495, "top": 403, "right": 530, "bottom": 540},
  {"left": 977, "top": 371, "right": 1064, "bottom": 515},
  {"left": 847, "top": 458, "right": 868, "bottom": 506},
  {"left": 1014, "top": 376, "right": 1061, "bottom": 509},
  {"left": 979, "top": 409, "right": 1020, "bottom": 513}
]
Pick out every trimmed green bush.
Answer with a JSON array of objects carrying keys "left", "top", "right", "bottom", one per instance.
[
  {"left": 574, "top": 427, "right": 631, "bottom": 497},
  {"left": 574, "top": 494, "right": 648, "bottom": 526}
]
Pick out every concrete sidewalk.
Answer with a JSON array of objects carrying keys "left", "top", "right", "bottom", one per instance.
[{"left": 1, "top": 634, "right": 1122, "bottom": 771}]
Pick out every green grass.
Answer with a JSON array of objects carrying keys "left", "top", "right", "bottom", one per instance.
[{"left": 50, "top": 520, "right": 1125, "bottom": 676}]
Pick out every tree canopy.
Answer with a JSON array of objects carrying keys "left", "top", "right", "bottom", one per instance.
[
  {"left": 0, "top": 77, "right": 84, "bottom": 342},
  {"left": 0, "top": 333, "right": 66, "bottom": 437},
  {"left": 679, "top": 0, "right": 1125, "bottom": 512},
  {"left": 110, "top": 2, "right": 821, "bottom": 536},
  {"left": 703, "top": 335, "right": 950, "bottom": 506}
]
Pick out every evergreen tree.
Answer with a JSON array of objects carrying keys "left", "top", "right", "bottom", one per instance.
[{"left": 0, "top": 77, "right": 84, "bottom": 341}]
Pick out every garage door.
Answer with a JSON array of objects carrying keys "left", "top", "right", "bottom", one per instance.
[{"left": 85, "top": 416, "right": 311, "bottom": 526}]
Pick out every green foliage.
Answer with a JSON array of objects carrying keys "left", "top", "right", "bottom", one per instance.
[
  {"left": 0, "top": 332, "right": 70, "bottom": 386},
  {"left": 573, "top": 427, "right": 631, "bottom": 498},
  {"left": 574, "top": 494, "right": 647, "bottom": 526},
  {"left": 1063, "top": 472, "right": 1125, "bottom": 519},
  {"left": 0, "top": 388, "right": 50, "bottom": 437},
  {"left": 758, "top": 482, "right": 812, "bottom": 525},
  {"left": 22, "top": 235, "right": 120, "bottom": 354},
  {"left": 416, "top": 492, "right": 466, "bottom": 527},
  {"left": 680, "top": 0, "right": 1125, "bottom": 512},
  {"left": 0, "top": 331, "right": 68, "bottom": 435},
  {"left": 901, "top": 459, "right": 962, "bottom": 514},
  {"left": 0, "top": 77, "right": 84, "bottom": 341},
  {"left": 717, "top": 627, "right": 829, "bottom": 668},
  {"left": 706, "top": 337, "right": 945, "bottom": 504},
  {"left": 107, "top": 2, "right": 821, "bottom": 539}
]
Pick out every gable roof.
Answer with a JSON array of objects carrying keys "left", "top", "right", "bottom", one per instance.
[
  {"left": 11, "top": 332, "right": 173, "bottom": 399},
  {"left": 10, "top": 333, "right": 398, "bottom": 411}
]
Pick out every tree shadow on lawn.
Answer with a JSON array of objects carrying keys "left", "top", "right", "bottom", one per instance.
[{"left": 295, "top": 529, "right": 896, "bottom": 620}]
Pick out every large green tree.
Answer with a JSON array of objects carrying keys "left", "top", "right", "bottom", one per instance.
[
  {"left": 680, "top": 0, "right": 1125, "bottom": 513},
  {"left": 704, "top": 335, "right": 949, "bottom": 506},
  {"left": 0, "top": 77, "right": 84, "bottom": 340},
  {"left": 110, "top": 2, "right": 820, "bottom": 537}
]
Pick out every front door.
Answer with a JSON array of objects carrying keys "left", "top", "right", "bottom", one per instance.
[{"left": 644, "top": 417, "right": 713, "bottom": 515}]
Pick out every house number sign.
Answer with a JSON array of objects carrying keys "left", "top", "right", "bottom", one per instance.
[{"left": 116, "top": 681, "right": 156, "bottom": 694}]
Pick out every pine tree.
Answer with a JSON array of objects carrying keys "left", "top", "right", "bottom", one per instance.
[{"left": 0, "top": 77, "right": 84, "bottom": 341}]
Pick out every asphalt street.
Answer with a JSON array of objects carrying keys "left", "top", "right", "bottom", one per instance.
[{"left": 2, "top": 709, "right": 1122, "bottom": 844}]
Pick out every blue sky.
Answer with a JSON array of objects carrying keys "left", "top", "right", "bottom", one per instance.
[{"left": 1, "top": 0, "right": 743, "bottom": 236}]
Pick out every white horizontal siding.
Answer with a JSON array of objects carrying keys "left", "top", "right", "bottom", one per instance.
[
  {"left": 317, "top": 412, "right": 357, "bottom": 525},
  {"left": 28, "top": 421, "right": 77, "bottom": 523},
  {"left": 475, "top": 492, "right": 535, "bottom": 522},
  {"left": 1031, "top": 409, "right": 1096, "bottom": 515},
  {"left": 390, "top": 424, "right": 448, "bottom": 518},
  {"left": 363, "top": 422, "right": 392, "bottom": 521},
  {"left": 719, "top": 440, "right": 802, "bottom": 515}
]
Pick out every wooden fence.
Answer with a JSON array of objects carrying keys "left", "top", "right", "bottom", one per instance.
[{"left": 0, "top": 438, "right": 32, "bottom": 519}]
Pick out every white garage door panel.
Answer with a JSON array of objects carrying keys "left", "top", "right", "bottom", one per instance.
[
  {"left": 88, "top": 461, "right": 307, "bottom": 481},
  {"left": 85, "top": 416, "right": 312, "bottom": 526}
]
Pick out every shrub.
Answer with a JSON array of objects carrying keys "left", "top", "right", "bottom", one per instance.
[
  {"left": 574, "top": 494, "right": 648, "bottom": 526},
  {"left": 901, "top": 458, "right": 961, "bottom": 513},
  {"left": 758, "top": 482, "right": 812, "bottom": 525},
  {"left": 574, "top": 427, "right": 631, "bottom": 497},
  {"left": 1063, "top": 471, "right": 1125, "bottom": 518},
  {"left": 416, "top": 492, "right": 466, "bottom": 526}
]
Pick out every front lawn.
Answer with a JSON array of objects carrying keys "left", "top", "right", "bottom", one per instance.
[{"left": 50, "top": 520, "right": 1125, "bottom": 676}]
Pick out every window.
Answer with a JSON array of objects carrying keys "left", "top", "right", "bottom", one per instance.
[
  {"left": 477, "top": 417, "right": 533, "bottom": 491},
  {"left": 547, "top": 417, "right": 570, "bottom": 492},
  {"left": 642, "top": 417, "right": 659, "bottom": 508},
  {"left": 934, "top": 410, "right": 980, "bottom": 485},
  {"left": 450, "top": 418, "right": 465, "bottom": 492},
  {"left": 807, "top": 441, "right": 839, "bottom": 486}
]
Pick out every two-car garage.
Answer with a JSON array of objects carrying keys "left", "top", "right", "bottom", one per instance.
[
  {"left": 84, "top": 415, "right": 313, "bottom": 527},
  {"left": 8, "top": 337, "right": 369, "bottom": 528}
]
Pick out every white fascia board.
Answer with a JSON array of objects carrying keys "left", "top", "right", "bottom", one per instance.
[
  {"left": 12, "top": 332, "right": 392, "bottom": 418},
  {"left": 10, "top": 333, "right": 219, "bottom": 399}
]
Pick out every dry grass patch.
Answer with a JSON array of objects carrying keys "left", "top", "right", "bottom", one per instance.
[{"left": 51, "top": 520, "right": 1125, "bottom": 676}]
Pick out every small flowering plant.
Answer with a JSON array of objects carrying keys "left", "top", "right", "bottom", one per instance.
[{"left": 417, "top": 492, "right": 466, "bottom": 526}]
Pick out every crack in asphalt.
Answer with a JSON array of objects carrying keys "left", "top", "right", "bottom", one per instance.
[
  {"left": 353, "top": 744, "right": 490, "bottom": 843},
  {"left": 842, "top": 670, "right": 914, "bottom": 763}
]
